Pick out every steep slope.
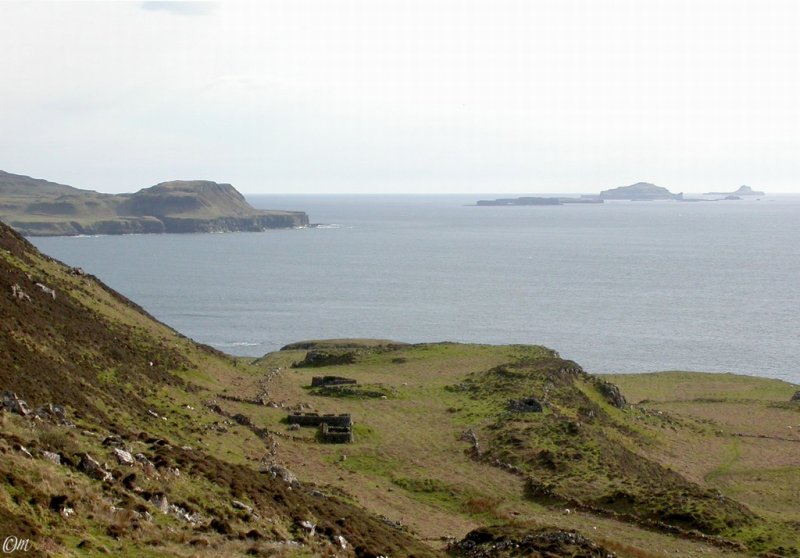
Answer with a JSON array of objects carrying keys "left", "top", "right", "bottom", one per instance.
[{"left": 0, "top": 221, "right": 436, "bottom": 557}]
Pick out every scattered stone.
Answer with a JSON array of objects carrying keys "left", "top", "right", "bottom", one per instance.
[
  {"left": 449, "top": 526, "right": 615, "bottom": 557},
  {"left": 288, "top": 423, "right": 300, "bottom": 431},
  {"left": 264, "top": 464, "right": 298, "bottom": 486},
  {"left": 70, "top": 266, "right": 86, "bottom": 276},
  {"left": 2, "top": 391, "right": 32, "bottom": 416},
  {"left": 309, "top": 489, "right": 326, "bottom": 498},
  {"left": 102, "top": 435, "right": 124, "bottom": 447},
  {"left": 10, "top": 284, "right": 31, "bottom": 302},
  {"left": 150, "top": 493, "right": 169, "bottom": 514},
  {"left": 13, "top": 444, "right": 34, "bottom": 459},
  {"left": 507, "top": 397, "right": 543, "bottom": 413},
  {"left": 147, "top": 409, "right": 160, "bottom": 419},
  {"left": 232, "top": 500, "right": 253, "bottom": 513},
  {"left": 112, "top": 448, "right": 134, "bottom": 466},
  {"left": 791, "top": 391, "right": 800, "bottom": 402},
  {"left": 34, "top": 403, "right": 70, "bottom": 425},
  {"left": 134, "top": 453, "right": 155, "bottom": 468},
  {"left": 232, "top": 413, "right": 252, "bottom": 426},
  {"left": 334, "top": 535, "right": 348, "bottom": 550},
  {"left": 41, "top": 450, "right": 62, "bottom": 465},
  {"left": 49, "top": 496, "right": 69, "bottom": 514},
  {"left": 297, "top": 520, "right": 315, "bottom": 535},
  {"left": 169, "top": 503, "right": 202, "bottom": 524},
  {"left": 35, "top": 282, "right": 56, "bottom": 299},
  {"left": 78, "top": 454, "right": 113, "bottom": 482}
]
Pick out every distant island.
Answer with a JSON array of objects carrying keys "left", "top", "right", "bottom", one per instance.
[
  {"left": 595, "top": 181, "right": 683, "bottom": 201},
  {"left": 704, "top": 185, "right": 765, "bottom": 196},
  {"left": 0, "top": 170, "right": 309, "bottom": 236},
  {"left": 476, "top": 181, "right": 683, "bottom": 206},
  {"left": 476, "top": 196, "right": 603, "bottom": 206}
]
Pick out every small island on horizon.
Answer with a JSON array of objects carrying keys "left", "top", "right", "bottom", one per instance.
[
  {"left": 0, "top": 170, "right": 309, "bottom": 236},
  {"left": 476, "top": 181, "right": 767, "bottom": 206},
  {"left": 704, "top": 185, "right": 765, "bottom": 196}
]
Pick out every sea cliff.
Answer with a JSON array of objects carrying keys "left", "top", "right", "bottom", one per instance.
[{"left": 0, "top": 171, "right": 309, "bottom": 236}]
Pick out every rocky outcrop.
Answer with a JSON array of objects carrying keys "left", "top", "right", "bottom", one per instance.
[
  {"left": 449, "top": 525, "right": 614, "bottom": 557},
  {"left": 507, "top": 397, "right": 543, "bottom": 413},
  {"left": 595, "top": 380, "right": 626, "bottom": 409}
]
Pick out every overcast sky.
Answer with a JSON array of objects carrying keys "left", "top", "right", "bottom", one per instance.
[{"left": 2, "top": 1, "right": 799, "bottom": 194}]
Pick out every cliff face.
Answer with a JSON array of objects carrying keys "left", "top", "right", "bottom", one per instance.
[{"left": 0, "top": 171, "right": 309, "bottom": 235}]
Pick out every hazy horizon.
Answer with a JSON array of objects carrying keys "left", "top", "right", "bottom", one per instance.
[{"left": 3, "top": 1, "right": 800, "bottom": 194}]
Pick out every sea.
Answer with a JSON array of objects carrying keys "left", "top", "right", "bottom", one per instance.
[{"left": 30, "top": 194, "right": 800, "bottom": 383}]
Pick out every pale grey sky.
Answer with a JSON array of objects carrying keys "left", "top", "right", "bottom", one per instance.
[{"left": 1, "top": 0, "right": 799, "bottom": 194}]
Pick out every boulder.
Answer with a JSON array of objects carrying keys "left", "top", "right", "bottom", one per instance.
[
  {"left": 150, "top": 493, "right": 169, "bottom": 514},
  {"left": 113, "top": 448, "right": 134, "bottom": 466},
  {"left": 41, "top": 450, "right": 62, "bottom": 465},
  {"left": 102, "top": 435, "right": 124, "bottom": 447},
  {"left": 507, "top": 397, "right": 543, "bottom": 413},
  {"left": 596, "top": 380, "right": 626, "bottom": 409},
  {"left": 232, "top": 500, "right": 253, "bottom": 513},
  {"left": 78, "top": 454, "right": 112, "bottom": 482},
  {"left": 13, "top": 444, "right": 33, "bottom": 459},
  {"left": 263, "top": 464, "right": 298, "bottom": 485},
  {"left": 1, "top": 391, "right": 32, "bottom": 416},
  {"left": 10, "top": 284, "right": 31, "bottom": 302},
  {"left": 297, "top": 520, "right": 315, "bottom": 535},
  {"left": 791, "top": 391, "right": 800, "bottom": 402}
]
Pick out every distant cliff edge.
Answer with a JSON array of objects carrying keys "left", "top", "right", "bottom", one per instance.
[{"left": 0, "top": 171, "right": 309, "bottom": 236}]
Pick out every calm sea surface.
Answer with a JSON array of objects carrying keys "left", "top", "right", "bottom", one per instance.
[{"left": 31, "top": 194, "right": 800, "bottom": 383}]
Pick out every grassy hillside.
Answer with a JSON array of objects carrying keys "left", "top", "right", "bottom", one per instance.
[
  {"left": 0, "top": 222, "right": 434, "bottom": 557},
  {"left": 2, "top": 218, "right": 798, "bottom": 557}
]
